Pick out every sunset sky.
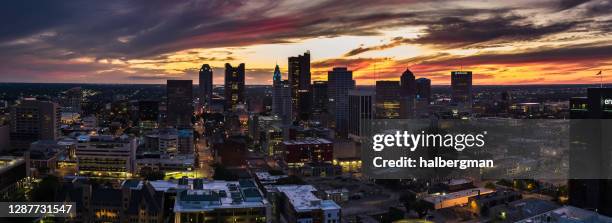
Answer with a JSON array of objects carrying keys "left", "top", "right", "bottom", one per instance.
[{"left": 0, "top": 0, "right": 611, "bottom": 85}]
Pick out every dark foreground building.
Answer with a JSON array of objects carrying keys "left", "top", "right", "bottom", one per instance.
[
  {"left": 568, "top": 87, "right": 612, "bottom": 216},
  {"left": 166, "top": 80, "right": 193, "bottom": 129}
]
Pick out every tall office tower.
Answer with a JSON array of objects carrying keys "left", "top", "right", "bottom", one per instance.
[
  {"left": 375, "top": 81, "right": 401, "bottom": 119},
  {"left": 568, "top": 88, "right": 612, "bottom": 216},
  {"left": 312, "top": 81, "right": 328, "bottom": 113},
  {"left": 224, "top": 63, "right": 245, "bottom": 112},
  {"left": 166, "top": 80, "right": 193, "bottom": 129},
  {"left": 451, "top": 71, "right": 473, "bottom": 107},
  {"left": 138, "top": 100, "right": 159, "bottom": 130},
  {"left": 10, "top": 98, "right": 60, "bottom": 149},
  {"left": 327, "top": 67, "right": 355, "bottom": 138},
  {"left": 199, "top": 64, "right": 213, "bottom": 111},
  {"left": 288, "top": 51, "right": 311, "bottom": 121},
  {"left": 279, "top": 80, "right": 293, "bottom": 125},
  {"left": 400, "top": 69, "right": 417, "bottom": 118},
  {"left": 272, "top": 64, "right": 283, "bottom": 115},
  {"left": 348, "top": 90, "right": 374, "bottom": 139},
  {"left": 416, "top": 78, "right": 432, "bottom": 102},
  {"left": 400, "top": 69, "right": 416, "bottom": 97}
]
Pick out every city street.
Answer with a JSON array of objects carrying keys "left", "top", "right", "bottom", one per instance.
[{"left": 194, "top": 120, "right": 214, "bottom": 179}]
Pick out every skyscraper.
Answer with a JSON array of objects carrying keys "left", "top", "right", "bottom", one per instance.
[
  {"left": 568, "top": 88, "right": 612, "bottom": 216},
  {"left": 416, "top": 78, "right": 432, "bottom": 102},
  {"left": 400, "top": 69, "right": 416, "bottom": 119},
  {"left": 224, "top": 63, "right": 245, "bottom": 112},
  {"left": 199, "top": 64, "right": 213, "bottom": 111},
  {"left": 279, "top": 80, "right": 293, "bottom": 125},
  {"left": 272, "top": 64, "right": 283, "bottom": 116},
  {"left": 288, "top": 51, "right": 311, "bottom": 121},
  {"left": 327, "top": 67, "right": 355, "bottom": 138},
  {"left": 451, "top": 71, "right": 473, "bottom": 107},
  {"left": 166, "top": 80, "right": 193, "bottom": 129},
  {"left": 312, "top": 81, "right": 328, "bottom": 113},
  {"left": 348, "top": 90, "right": 374, "bottom": 139},
  {"left": 400, "top": 69, "right": 416, "bottom": 97},
  {"left": 375, "top": 81, "right": 401, "bottom": 119},
  {"left": 10, "top": 98, "right": 60, "bottom": 150}
]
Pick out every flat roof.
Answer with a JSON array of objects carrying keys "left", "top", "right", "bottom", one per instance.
[
  {"left": 518, "top": 205, "right": 612, "bottom": 223},
  {"left": 443, "top": 178, "right": 472, "bottom": 186},
  {"left": 254, "top": 171, "right": 288, "bottom": 183},
  {"left": 149, "top": 179, "right": 267, "bottom": 212},
  {"left": 424, "top": 188, "right": 494, "bottom": 204},
  {"left": 0, "top": 156, "right": 25, "bottom": 174},
  {"left": 276, "top": 185, "right": 340, "bottom": 212},
  {"left": 282, "top": 138, "right": 332, "bottom": 146}
]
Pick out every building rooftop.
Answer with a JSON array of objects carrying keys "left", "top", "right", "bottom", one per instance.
[
  {"left": 148, "top": 179, "right": 267, "bottom": 212},
  {"left": 442, "top": 178, "right": 472, "bottom": 186},
  {"left": 275, "top": 185, "right": 340, "bottom": 212},
  {"left": 282, "top": 137, "right": 332, "bottom": 146},
  {"left": 517, "top": 205, "right": 612, "bottom": 223},
  {"left": 0, "top": 156, "right": 25, "bottom": 174},
  {"left": 424, "top": 188, "right": 494, "bottom": 204},
  {"left": 254, "top": 171, "right": 288, "bottom": 184}
]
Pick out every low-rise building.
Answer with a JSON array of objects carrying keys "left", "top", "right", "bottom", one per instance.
[
  {"left": 423, "top": 188, "right": 494, "bottom": 210},
  {"left": 467, "top": 189, "right": 522, "bottom": 214},
  {"left": 324, "top": 189, "right": 349, "bottom": 204},
  {"left": 136, "top": 153, "right": 195, "bottom": 173},
  {"left": 177, "top": 129, "right": 194, "bottom": 155},
  {"left": 145, "top": 128, "right": 178, "bottom": 153},
  {"left": 273, "top": 185, "right": 341, "bottom": 223},
  {"left": 149, "top": 179, "right": 270, "bottom": 223},
  {"left": 0, "top": 156, "right": 28, "bottom": 199},
  {"left": 282, "top": 138, "right": 333, "bottom": 168},
  {"left": 254, "top": 171, "right": 288, "bottom": 187},
  {"left": 28, "top": 140, "right": 61, "bottom": 175},
  {"left": 58, "top": 180, "right": 166, "bottom": 223},
  {"left": 516, "top": 205, "right": 612, "bottom": 223},
  {"left": 75, "top": 135, "right": 137, "bottom": 178}
]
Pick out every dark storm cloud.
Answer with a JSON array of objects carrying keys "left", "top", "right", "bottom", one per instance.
[
  {"left": 312, "top": 58, "right": 391, "bottom": 69},
  {"left": 557, "top": 0, "right": 591, "bottom": 10},
  {"left": 0, "top": 1, "right": 75, "bottom": 42},
  {"left": 0, "top": 0, "right": 609, "bottom": 84},
  {"left": 413, "top": 16, "right": 580, "bottom": 47},
  {"left": 584, "top": 0, "right": 612, "bottom": 15},
  {"left": 0, "top": 0, "right": 427, "bottom": 60},
  {"left": 0, "top": 0, "right": 595, "bottom": 61},
  {"left": 416, "top": 43, "right": 612, "bottom": 67},
  {"left": 344, "top": 15, "right": 582, "bottom": 56}
]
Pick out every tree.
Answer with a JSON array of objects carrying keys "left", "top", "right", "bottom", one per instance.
[
  {"left": 485, "top": 182, "right": 497, "bottom": 190},
  {"left": 413, "top": 200, "right": 430, "bottom": 218},
  {"left": 31, "top": 175, "right": 60, "bottom": 202},
  {"left": 0, "top": 188, "right": 26, "bottom": 202}
]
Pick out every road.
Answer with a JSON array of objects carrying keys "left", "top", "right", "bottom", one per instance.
[{"left": 194, "top": 121, "right": 214, "bottom": 178}]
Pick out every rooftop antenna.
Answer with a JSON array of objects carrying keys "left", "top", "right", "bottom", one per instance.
[{"left": 596, "top": 70, "right": 603, "bottom": 88}]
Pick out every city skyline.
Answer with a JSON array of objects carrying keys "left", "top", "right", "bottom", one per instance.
[{"left": 1, "top": 0, "right": 611, "bottom": 85}]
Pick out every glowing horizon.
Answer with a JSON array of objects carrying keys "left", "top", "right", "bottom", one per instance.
[{"left": 0, "top": 0, "right": 610, "bottom": 85}]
